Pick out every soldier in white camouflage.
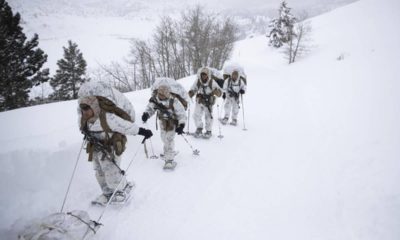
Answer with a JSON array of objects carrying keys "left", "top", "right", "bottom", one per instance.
[
  {"left": 142, "top": 84, "right": 187, "bottom": 170},
  {"left": 78, "top": 82, "right": 153, "bottom": 205},
  {"left": 221, "top": 70, "right": 246, "bottom": 126},
  {"left": 188, "top": 67, "right": 222, "bottom": 138}
]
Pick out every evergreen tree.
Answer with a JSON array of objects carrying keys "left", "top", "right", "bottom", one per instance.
[
  {"left": 50, "top": 40, "right": 88, "bottom": 100},
  {"left": 268, "top": 1, "right": 296, "bottom": 48},
  {"left": 268, "top": 18, "right": 284, "bottom": 48},
  {"left": 0, "top": 0, "right": 49, "bottom": 111}
]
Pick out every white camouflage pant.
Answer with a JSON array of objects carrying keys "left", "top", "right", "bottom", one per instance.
[
  {"left": 224, "top": 96, "right": 240, "bottom": 121},
  {"left": 92, "top": 150, "right": 127, "bottom": 195},
  {"left": 160, "top": 128, "right": 176, "bottom": 161},
  {"left": 193, "top": 103, "right": 213, "bottom": 131}
]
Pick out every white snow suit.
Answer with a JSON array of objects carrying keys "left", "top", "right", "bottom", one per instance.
[
  {"left": 78, "top": 83, "right": 140, "bottom": 196},
  {"left": 144, "top": 96, "right": 186, "bottom": 161},
  {"left": 223, "top": 76, "right": 247, "bottom": 121},
  {"left": 189, "top": 67, "right": 222, "bottom": 132}
]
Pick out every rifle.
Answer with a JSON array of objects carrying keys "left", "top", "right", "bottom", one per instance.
[
  {"left": 149, "top": 97, "right": 173, "bottom": 119},
  {"left": 82, "top": 126, "right": 110, "bottom": 153},
  {"left": 228, "top": 89, "right": 239, "bottom": 100},
  {"left": 81, "top": 126, "right": 125, "bottom": 174},
  {"left": 197, "top": 93, "right": 213, "bottom": 119}
]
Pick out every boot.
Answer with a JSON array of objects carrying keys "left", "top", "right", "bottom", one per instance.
[
  {"left": 221, "top": 117, "right": 228, "bottom": 125},
  {"left": 92, "top": 193, "right": 111, "bottom": 205},
  {"left": 203, "top": 130, "right": 212, "bottom": 139},
  {"left": 230, "top": 119, "right": 237, "bottom": 126},
  {"left": 110, "top": 190, "right": 127, "bottom": 204},
  {"left": 194, "top": 128, "right": 203, "bottom": 138},
  {"left": 163, "top": 160, "right": 177, "bottom": 170}
]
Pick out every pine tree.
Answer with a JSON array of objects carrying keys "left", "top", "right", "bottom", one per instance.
[
  {"left": 268, "top": 1, "right": 297, "bottom": 48},
  {"left": 50, "top": 40, "right": 88, "bottom": 100},
  {"left": 268, "top": 18, "right": 284, "bottom": 48},
  {"left": 0, "top": 0, "right": 49, "bottom": 111}
]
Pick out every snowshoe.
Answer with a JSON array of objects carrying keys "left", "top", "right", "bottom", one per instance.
[
  {"left": 110, "top": 190, "right": 131, "bottom": 205},
  {"left": 219, "top": 117, "right": 229, "bottom": 125},
  {"left": 194, "top": 128, "right": 203, "bottom": 138},
  {"left": 229, "top": 119, "right": 237, "bottom": 126},
  {"left": 91, "top": 182, "right": 134, "bottom": 206},
  {"left": 203, "top": 131, "right": 212, "bottom": 139},
  {"left": 163, "top": 160, "right": 177, "bottom": 171}
]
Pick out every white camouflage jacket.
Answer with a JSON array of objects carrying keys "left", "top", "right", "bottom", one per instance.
[
  {"left": 144, "top": 96, "right": 187, "bottom": 126},
  {"left": 223, "top": 77, "right": 247, "bottom": 96}
]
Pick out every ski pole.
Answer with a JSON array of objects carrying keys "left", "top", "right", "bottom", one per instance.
[
  {"left": 241, "top": 94, "right": 248, "bottom": 131},
  {"left": 219, "top": 97, "right": 225, "bottom": 117},
  {"left": 216, "top": 104, "right": 224, "bottom": 139},
  {"left": 60, "top": 140, "right": 85, "bottom": 213},
  {"left": 186, "top": 104, "right": 191, "bottom": 134},
  {"left": 181, "top": 134, "right": 200, "bottom": 155},
  {"left": 144, "top": 141, "right": 149, "bottom": 159},
  {"left": 149, "top": 138, "right": 159, "bottom": 159}
]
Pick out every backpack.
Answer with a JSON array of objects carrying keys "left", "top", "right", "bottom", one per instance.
[
  {"left": 78, "top": 81, "right": 136, "bottom": 121},
  {"left": 78, "top": 81, "right": 135, "bottom": 160},
  {"left": 209, "top": 67, "right": 225, "bottom": 88},
  {"left": 151, "top": 77, "right": 190, "bottom": 110},
  {"left": 223, "top": 63, "right": 247, "bottom": 85}
]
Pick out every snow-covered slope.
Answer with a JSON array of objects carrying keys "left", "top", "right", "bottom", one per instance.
[{"left": 1, "top": 0, "right": 400, "bottom": 239}]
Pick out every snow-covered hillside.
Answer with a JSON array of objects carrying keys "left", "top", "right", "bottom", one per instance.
[{"left": 1, "top": 0, "right": 400, "bottom": 239}]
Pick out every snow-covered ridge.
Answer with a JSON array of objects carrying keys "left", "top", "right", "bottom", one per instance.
[{"left": 1, "top": 0, "right": 400, "bottom": 239}]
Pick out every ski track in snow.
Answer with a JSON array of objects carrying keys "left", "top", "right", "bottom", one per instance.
[{"left": 1, "top": 0, "right": 400, "bottom": 239}]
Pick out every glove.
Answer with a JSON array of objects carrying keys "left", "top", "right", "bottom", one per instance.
[
  {"left": 239, "top": 89, "right": 245, "bottom": 94},
  {"left": 222, "top": 92, "right": 226, "bottom": 100},
  {"left": 138, "top": 127, "right": 153, "bottom": 140},
  {"left": 188, "top": 90, "right": 195, "bottom": 98},
  {"left": 142, "top": 112, "right": 149, "bottom": 122},
  {"left": 175, "top": 124, "right": 185, "bottom": 135},
  {"left": 212, "top": 88, "right": 221, "bottom": 97}
]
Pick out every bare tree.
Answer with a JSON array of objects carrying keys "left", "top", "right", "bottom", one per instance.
[
  {"left": 180, "top": 5, "right": 238, "bottom": 73},
  {"left": 130, "top": 39, "right": 158, "bottom": 88},
  {"left": 153, "top": 16, "right": 187, "bottom": 80},
  {"left": 97, "top": 62, "right": 137, "bottom": 92},
  {"left": 123, "top": 5, "right": 239, "bottom": 89}
]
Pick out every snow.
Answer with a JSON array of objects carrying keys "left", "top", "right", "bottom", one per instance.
[{"left": 1, "top": 0, "right": 400, "bottom": 239}]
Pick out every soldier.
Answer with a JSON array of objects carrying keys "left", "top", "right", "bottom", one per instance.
[
  {"left": 221, "top": 70, "right": 246, "bottom": 126},
  {"left": 188, "top": 67, "right": 222, "bottom": 138},
  {"left": 78, "top": 82, "right": 153, "bottom": 205},
  {"left": 142, "top": 84, "right": 187, "bottom": 170}
]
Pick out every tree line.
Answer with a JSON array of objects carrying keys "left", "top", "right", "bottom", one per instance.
[
  {"left": 0, "top": 1, "right": 238, "bottom": 111},
  {"left": 101, "top": 6, "right": 238, "bottom": 92},
  {"left": 1, "top": 0, "right": 311, "bottom": 112}
]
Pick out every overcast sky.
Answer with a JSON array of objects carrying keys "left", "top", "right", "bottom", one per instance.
[
  {"left": 156, "top": 0, "right": 357, "bottom": 9},
  {"left": 10, "top": 0, "right": 358, "bottom": 17}
]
